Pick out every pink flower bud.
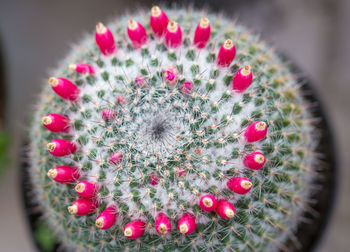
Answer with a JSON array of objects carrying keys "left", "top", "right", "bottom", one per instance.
[
  {"left": 217, "top": 39, "right": 236, "bottom": 67},
  {"left": 46, "top": 139, "right": 77, "bottom": 157},
  {"left": 193, "top": 17, "right": 211, "bottom": 49},
  {"left": 127, "top": 19, "right": 148, "bottom": 48},
  {"left": 42, "top": 113, "right": 70, "bottom": 133},
  {"left": 149, "top": 173, "right": 159, "bottom": 186},
  {"left": 102, "top": 109, "right": 116, "bottom": 121},
  {"left": 178, "top": 213, "right": 196, "bottom": 235},
  {"left": 116, "top": 95, "right": 127, "bottom": 105},
  {"left": 150, "top": 6, "right": 169, "bottom": 37},
  {"left": 135, "top": 76, "right": 146, "bottom": 88},
  {"left": 96, "top": 205, "right": 118, "bottom": 230},
  {"left": 232, "top": 65, "right": 253, "bottom": 92},
  {"left": 47, "top": 166, "right": 80, "bottom": 183},
  {"left": 194, "top": 148, "right": 202, "bottom": 155},
  {"left": 176, "top": 167, "right": 186, "bottom": 178},
  {"left": 95, "top": 22, "right": 116, "bottom": 55},
  {"left": 155, "top": 213, "right": 171, "bottom": 235},
  {"left": 163, "top": 66, "right": 178, "bottom": 85},
  {"left": 227, "top": 177, "right": 252, "bottom": 195},
  {"left": 68, "top": 63, "right": 95, "bottom": 74},
  {"left": 67, "top": 198, "right": 98, "bottom": 216},
  {"left": 124, "top": 219, "right": 146, "bottom": 239},
  {"left": 199, "top": 194, "right": 217, "bottom": 212},
  {"left": 243, "top": 152, "right": 265, "bottom": 170},
  {"left": 75, "top": 180, "right": 99, "bottom": 198},
  {"left": 181, "top": 81, "right": 193, "bottom": 95},
  {"left": 165, "top": 21, "right": 182, "bottom": 48},
  {"left": 48, "top": 77, "right": 80, "bottom": 101},
  {"left": 244, "top": 121, "right": 268, "bottom": 142},
  {"left": 216, "top": 199, "right": 235, "bottom": 219},
  {"left": 109, "top": 152, "right": 123, "bottom": 165}
]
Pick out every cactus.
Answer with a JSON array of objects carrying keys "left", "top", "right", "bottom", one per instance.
[{"left": 28, "top": 6, "right": 319, "bottom": 252}]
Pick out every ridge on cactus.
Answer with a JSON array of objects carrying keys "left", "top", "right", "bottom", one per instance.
[{"left": 27, "top": 5, "right": 320, "bottom": 251}]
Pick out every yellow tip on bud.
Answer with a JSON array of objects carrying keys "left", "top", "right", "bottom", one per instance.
[
  {"left": 225, "top": 209, "right": 235, "bottom": 218},
  {"left": 254, "top": 154, "right": 265, "bottom": 164},
  {"left": 223, "top": 39, "right": 234, "bottom": 50},
  {"left": 46, "top": 142, "right": 56, "bottom": 152},
  {"left": 75, "top": 183, "right": 85, "bottom": 193},
  {"left": 124, "top": 228, "right": 132, "bottom": 237},
  {"left": 179, "top": 224, "right": 188, "bottom": 234},
  {"left": 241, "top": 181, "right": 252, "bottom": 190},
  {"left": 158, "top": 224, "right": 168, "bottom": 235},
  {"left": 203, "top": 197, "right": 213, "bottom": 207},
  {"left": 68, "top": 205, "right": 78, "bottom": 214},
  {"left": 255, "top": 122, "right": 267, "bottom": 131},
  {"left": 41, "top": 116, "right": 52, "bottom": 125},
  {"left": 241, "top": 65, "right": 251, "bottom": 76},
  {"left": 151, "top": 6, "right": 161, "bottom": 17},
  {"left": 68, "top": 64, "right": 77, "bottom": 71},
  {"left": 47, "top": 169, "right": 57, "bottom": 179},
  {"left": 128, "top": 18, "right": 138, "bottom": 30},
  {"left": 48, "top": 77, "right": 59, "bottom": 87},
  {"left": 167, "top": 20, "right": 178, "bottom": 33},
  {"left": 199, "top": 17, "right": 210, "bottom": 28},
  {"left": 95, "top": 218, "right": 104, "bottom": 228},
  {"left": 96, "top": 22, "right": 107, "bottom": 34}
]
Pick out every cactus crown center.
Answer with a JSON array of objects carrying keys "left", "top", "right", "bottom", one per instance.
[{"left": 148, "top": 117, "right": 171, "bottom": 141}]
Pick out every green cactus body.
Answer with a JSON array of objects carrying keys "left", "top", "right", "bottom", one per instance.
[{"left": 28, "top": 6, "right": 317, "bottom": 252}]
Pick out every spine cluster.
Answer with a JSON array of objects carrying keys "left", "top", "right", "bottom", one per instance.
[{"left": 28, "top": 6, "right": 317, "bottom": 251}]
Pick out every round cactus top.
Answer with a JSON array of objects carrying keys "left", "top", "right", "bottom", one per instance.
[{"left": 28, "top": 6, "right": 317, "bottom": 252}]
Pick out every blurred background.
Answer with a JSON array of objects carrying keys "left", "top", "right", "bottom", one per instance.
[{"left": 0, "top": 0, "right": 349, "bottom": 251}]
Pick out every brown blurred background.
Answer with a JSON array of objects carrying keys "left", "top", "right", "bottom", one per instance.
[{"left": 0, "top": 0, "right": 349, "bottom": 251}]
